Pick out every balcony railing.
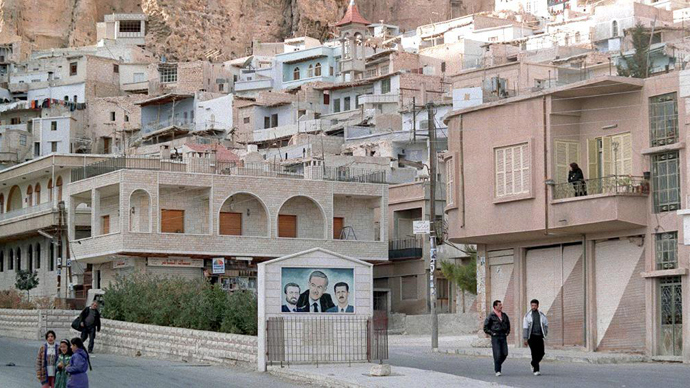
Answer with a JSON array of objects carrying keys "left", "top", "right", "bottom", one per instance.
[
  {"left": 70, "top": 156, "right": 388, "bottom": 184},
  {"left": 142, "top": 119, "right": 194, "bottom": 133},
  {"left": 359, "top": 94, "right": 399, "bottom": 105},
  {"left": 388, "top": 237, "right": 424, "bottom": 260},
  {"left": 553, "top": 176, "right": 650, "bottom": 200},
  {"left": 0, "top": 202, "right": 55, "bottom": 222},
  {"left": 252, "top": 119, "right": 324, "bottom": 142}
]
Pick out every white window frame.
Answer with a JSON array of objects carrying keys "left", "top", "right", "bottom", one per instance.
[
  {"left": 494, "top": 143, "right": 530, "bottom": 199},
  {"left": 446, "top": 157, "right": 455, "bottom": 207}
]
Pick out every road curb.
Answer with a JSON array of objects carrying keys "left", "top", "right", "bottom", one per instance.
[
  {"left": 435, "top": 348, "right": 650, "bottom": 364},
  {"left": 267, "top": 365, "right": 365, "bottom": 388}
]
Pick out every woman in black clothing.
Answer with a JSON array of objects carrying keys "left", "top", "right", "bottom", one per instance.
[{"left": 568, "top": 162, "right": 587, "bottom": 196}]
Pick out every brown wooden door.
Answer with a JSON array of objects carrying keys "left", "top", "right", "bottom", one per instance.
[
  {"left": 101, "top": 215, "right": 110, "bottom": 235},
  {"left": 333, "top": 217, "right": 344, "bottom": 239},
  {"left": 220, "top": 212, "right": 242, "bottom": 235},
  {"left": 161, "top": 209, "right": 184, "bottom": 233},
  {"left": 103, "top": 137, "right": 112, "bottom": 154},
  {"left": 278, "top": 215, "right": 297, "bottom": 238}
]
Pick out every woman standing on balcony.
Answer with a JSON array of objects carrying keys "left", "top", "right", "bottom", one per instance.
[{"left": 568, "top": 163, "right": 587, "bottom": 197}]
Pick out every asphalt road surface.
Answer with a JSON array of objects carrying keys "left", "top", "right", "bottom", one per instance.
[
  {"left": 389, "top": 340, "right": 690, "bottom": 388},
  {"left": 0, "top": 336, "right": 299, "bottom": 388}
]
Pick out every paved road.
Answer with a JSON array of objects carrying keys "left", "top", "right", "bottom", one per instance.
[
  {"left": 389, "top": 340, "right": 690, "bottom": 388},
  {"left": 0, "top": 336, "right": 299, "bottom": 388}
]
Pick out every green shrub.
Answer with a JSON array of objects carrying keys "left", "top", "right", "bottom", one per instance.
[
  {"left": 102, "top": 274, "right": 257, "bottom": 335},
  {"left": 221, "top": 291, "right": 258, "bottom": 335}
]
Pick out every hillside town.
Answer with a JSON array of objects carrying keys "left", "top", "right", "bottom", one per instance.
[{"left": 1, "top": 0, "right": 690, "bottom": 387}]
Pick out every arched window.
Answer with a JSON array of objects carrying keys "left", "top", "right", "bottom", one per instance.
[
  {"left": 575, "top": 32, "right": 581, "bottom": 43},
  {"left": 34, "top": 183, "right": 41, "bottom": 205},
  {"left": 35, "top": 243, "right": 41, "bottom": 270},
  {"left": 16, "top": 247, "right": 21, "bottom": 271},
  {"left": 49, "top": 243, "right": 54, "bottom": 271},
  {"left": 48, "top": 179, "right": 53, "bottom": 202},
  {"left": 7, "top": 185, "right": 22, "bottom": 212},
  {"left": 0, "top": 250, "right": 4, "bottom": 272},
  {"left": 56, "top": 176, "right": 63, "bottom": 202},
  {"left": 0, "top": 193, "right": 4, "bottom": 214},
  {"left": 307, "top": 65, "right": 314, "bottom": 78},
  {"left": 8, "top": 249, "right": 13, "bottom": 270},
  {"left": 315, "top": 63, "right": 322, "bottom": 77},
  {"left": 293, "top": 67, "right": 300, "bottom": 81},
  {"left": 26, "top": 185, "right": 33, "bottom": 207},
  {"left": 28, "top": 246, "right": 33, "bottom": 273},
  {"left": 612, "top": 20, "right": 619, "bottom": 37}
]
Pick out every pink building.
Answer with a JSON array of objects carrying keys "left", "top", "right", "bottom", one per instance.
[{"left": 444, "top": 73, "right": 690, "bottom": 362}]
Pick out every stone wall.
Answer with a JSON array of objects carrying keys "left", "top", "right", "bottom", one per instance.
[{"left": 0, "top": 309, "right": 257, "bottom": 365}]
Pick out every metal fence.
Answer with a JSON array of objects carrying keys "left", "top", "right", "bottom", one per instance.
[
  {"left": 266, "top": 314, "right": 388, "bottom": 366},
  {"left": 552, "top": 176, "right": 650, "bottom": 200},
  {"left": 388, "top": 237, "right": 424, "bottom": 260},
  {"left": 71, "top": 156, "right": 387, "bottom": 184}
]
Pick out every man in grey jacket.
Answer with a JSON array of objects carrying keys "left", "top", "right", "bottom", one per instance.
[{"left": 522, "top": 299, "right": 548, "bottom": 376}]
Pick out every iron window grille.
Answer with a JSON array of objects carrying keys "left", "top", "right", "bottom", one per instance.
[
  {"left": 655, "top": 232, "right": 678, "bottom": 270},
  {"left": 652, "top": 151, "right": 680, "bottom": 213}
]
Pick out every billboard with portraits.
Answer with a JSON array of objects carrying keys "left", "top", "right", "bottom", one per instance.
[{"left": 280, "top": 267, "right": 355, "bottom": 313}]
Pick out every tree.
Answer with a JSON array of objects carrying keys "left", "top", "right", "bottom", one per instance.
[
  {"left": 617, "top": 22, "right": 652, "bottom": 78},
  {"left": 15, "top": 270, "right": 39, "bottom": 300},
  {"left": 440, "top": 246, "right": 477, "bottom": 313}
]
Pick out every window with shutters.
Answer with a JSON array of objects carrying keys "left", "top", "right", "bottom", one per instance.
[
  {"left": 446, "top": 157, "right": 455, "bottom": 206},
  {"left": 333, "top": 217, "right": 344, "bottom": 239},
  {"left": 220, "top": 212, "right": 242, "bottom": 235},
  {"left": 649, "top": 93, "right": 678, "bottom": 147},
  {"left": 381, "top": 78, "right": 391, "bottom": 94},
  {"left": 161, "top": 209, "right": 185, "bottom": 233},
  {"left": 652, "top": 151, "right": 680, "bottom": 213},
  {"left": 587, "top": 133, "right": 631, "bottom": 179},
  {"left": 101, "top": 215, "right": 110, "bottom": 235},
  {"left": 278, "top": 214, "right": 297, "bottom": 238},
  {"left": 555, "top": 141, "right": 580, "bottom": 183},
  {"left": 494, "top": 143, "right": 530, "bottom": 198}
]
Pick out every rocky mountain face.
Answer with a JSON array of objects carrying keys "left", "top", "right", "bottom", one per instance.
[{"left": 0, "top": 0, "right": 492, "bottom": 61}]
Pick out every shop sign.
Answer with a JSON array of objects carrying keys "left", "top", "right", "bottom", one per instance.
[
  {"left": 212, "top": 258, "right": 226, "bottom": 274},
  {"left": 148, "top": 257, "right": 204, "bottom": 268},
  {"left": 113, "top": 257, "right": 134, "bottom": 269}
]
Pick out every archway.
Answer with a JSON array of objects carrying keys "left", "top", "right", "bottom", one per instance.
[
  {"left": 277, "top": 195, "right": 326, "bottom": 239},
  {"left": 219, "top": 193, "right": 268, "bottom": 237},
  {"left": 7, "top": 185, "right": 22, "bottom": 212},
  {"left": 129, "top": 189, "right": 152, "bottom": 233}
]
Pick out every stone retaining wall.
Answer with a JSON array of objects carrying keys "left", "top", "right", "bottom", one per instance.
[{"left": 0, "top": 309, "right": 257, "bottom": 365}]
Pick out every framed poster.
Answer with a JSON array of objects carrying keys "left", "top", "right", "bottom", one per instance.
[{"left": 280, "top": 267, "right": 354, "bottom": 314}]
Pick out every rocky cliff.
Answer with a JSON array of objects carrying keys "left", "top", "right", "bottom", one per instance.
[{"left": 0, "top": 0, "right": 492, "bottom": 61}]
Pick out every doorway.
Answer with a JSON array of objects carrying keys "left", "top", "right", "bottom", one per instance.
[{"left": 659, "top": 276, "right": 683, "bottom": 356}]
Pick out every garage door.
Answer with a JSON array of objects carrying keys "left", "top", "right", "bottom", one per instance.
[
  {"left": 147, "top": 266, "right": 203, "bottom": 281},
  {"left": 526, "top": 244, "right": 584, "bottom": 347},
  {"left": 594, "top": 237, "right": 645, "bottom": 352},
  {"left": 488, "top": 250, "right": 515, "bottom": 314}
]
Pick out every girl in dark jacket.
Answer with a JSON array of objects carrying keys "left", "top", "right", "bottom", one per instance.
[
  {"left": 66, "top": 338, "right": 91, "bottom": 388},
  {"left": 568, "top": 163, "right": 587, "bottom": 196},
  {"left": 55, "top": 339, "right": 72, "bottom": 388}
]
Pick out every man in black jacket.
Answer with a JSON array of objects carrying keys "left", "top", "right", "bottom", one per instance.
[
  {"left": 296, "top": 270, "right": 335, "bottom": 312},
  {"left": 483, "top": 300, "right": 511, "bottom": 376},
  {"left": 79, "top": 301, "right": 101, "bottom": 353}
]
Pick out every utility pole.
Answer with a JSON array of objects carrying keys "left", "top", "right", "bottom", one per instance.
[
  {"left": 412, "top": 96, "right": 416, "bottom": 142},
  {"left": 427, "top": 100, "right": 438, "bottom": 351},
  {"left": 56, "top": 200, "right": 63, "bottom": 301}
]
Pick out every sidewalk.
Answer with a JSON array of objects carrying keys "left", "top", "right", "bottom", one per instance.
[
  {"left": 268, "top": 363, "right": 511, "bottom": 388},
  {"left": 388, "top": 334, "right": 649, "bottom": 364}
]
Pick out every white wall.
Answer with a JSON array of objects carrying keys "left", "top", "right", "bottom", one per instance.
[
  {"left": 195, "top": 94, "right": 233, "bottom": 131},
  {"left": 34, "top": 117, "right": 73, "bottom": 155},
  {"left": 28, "top": 83, "right": 86, "bottom": 103}
]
